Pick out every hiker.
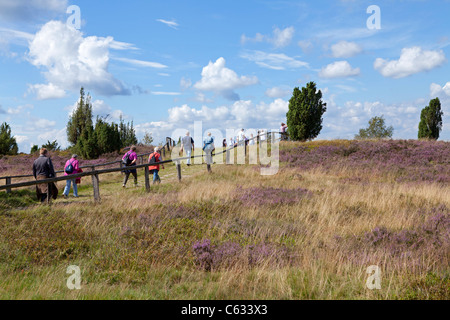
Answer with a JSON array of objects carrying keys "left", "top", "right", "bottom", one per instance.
[
  {"left": 280, "top": 123, "right": 288, "bottom": 140},
  {"left": 222, "top": 138, "right": 227, "bottom": 148},
  {"left": 32, "top": 148, "right": 58, "bottom": 203},
  {"left": 203, "top": 132, "right": 215, "bottom": 165},
  {"left": 181, "top": 131, "right": 194, "bottom": 166},
  {"left": 238, "top": 129, "right": 246, "bottom": 146},
  {"left": 122, "top": 145, "right": 138, "bottom": 188},
  {"left": 148, "top": 146, "right": 164, "bottom": 184},
  {"left": 248, "top": 134, "right": 256, "bottom": 146},
  {"left": 63, "top": 154, "right": 81, "bottom": 198}
]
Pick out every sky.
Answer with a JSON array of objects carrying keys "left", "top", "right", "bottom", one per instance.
[{"left": 1, "top": 0, "right": 450, "bottom": 152}]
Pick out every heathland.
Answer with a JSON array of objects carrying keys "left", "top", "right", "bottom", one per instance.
[{"left": 0, "top": 139, "right": 448, "bottom": 299}]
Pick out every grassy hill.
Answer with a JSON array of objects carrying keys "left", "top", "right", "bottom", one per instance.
[{"left": 0, "top": 139, "right": 448, "bottom": 299}]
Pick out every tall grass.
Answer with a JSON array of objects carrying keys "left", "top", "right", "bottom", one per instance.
[{"left": 0, "top": 140, "right": 448, "bottom": 299}]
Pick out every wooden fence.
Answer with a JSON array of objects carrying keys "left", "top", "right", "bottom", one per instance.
[{"left": 0, "top": 132, "right": 287, "bottom": 203}]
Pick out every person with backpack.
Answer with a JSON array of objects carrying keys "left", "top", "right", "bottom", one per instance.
[
  {"left": 148, "top": 146, "right": 164, "bottom": 184},
  {"left": 203, "top": 132, "right": 215, "bottom": 165},
  {"left": 122, "top": 145, "right": 138, "bottom": 188},
  {"left": 32, "top": 148, "right": 58, "bottom": 203},
  {"left": 63, "top": 154, "right": 80, "bottom": 198}
]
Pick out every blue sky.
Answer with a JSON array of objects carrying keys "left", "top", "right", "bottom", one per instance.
[{"left": 1, "top": 0, "right": 449, "bottom": 152}]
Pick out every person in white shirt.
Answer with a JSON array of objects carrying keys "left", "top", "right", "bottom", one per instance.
[
  {"left": 238, "top": 129, "right": 246, "bottom": 146},
  {"left": 181, "top": 131, "right": 194, "bottom": 166},
  {"left": 248, "top": 134, "right": 255, "bottom": 146}
]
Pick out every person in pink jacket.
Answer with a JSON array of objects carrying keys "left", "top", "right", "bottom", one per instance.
[{"left": 63, "top": 154, "right": 80, "bottom": 198}]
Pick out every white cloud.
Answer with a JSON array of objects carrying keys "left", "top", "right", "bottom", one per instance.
[
  {"left": 241, "top": 26, "right": 294, "bottom": 48},
  {"left": 240, "top": 50, "right": 309, "bottom": 70},
  {"left": 135, "top": 98, "right": 289, "bottom": 145},
  {"left": 298, "top": 40, "right": 313, "bottom": 53},
  {"left": 27, "top": 83, "right": 66, "bottom": 100},
  {"left": 151, "top": 91, "right": 181, "bottom": 96},
  {"left": 193, "top": 57, "right": 258, "bottom": 100},
  {"left": 180, "top": 77, "right": 192, "bottom": 90},
  {"left": 113, "top": 57, "right": 167, "bottom": 69},
  {"left": 265, "top": 86, "right": 291, "bottom": 98},
  {"left": 27, "top": 20, "right": 131, "bottom": 99},
  {"left": 272, "top": 27, "right": 295, "bottom": 48},
  {"left": 374, "top": 47, "right": 446, "bottom": 78},
  {"left": 331, "top": 41, "right": 362, "bottom": 58},
  {"left": 0, "top": 0, "right": 67, "bottom": 22},
  {"left": 319, "top": 61, "right": 360, "bottom": 78},
  {"left": 430, "top": 82, "right": 450, "bottom": 97},
  {"left": 14, "top": 135, "right": 29, "bottom": 144},
  {"left": 156, "top": 19, "right": 179, "bottom": 29}
]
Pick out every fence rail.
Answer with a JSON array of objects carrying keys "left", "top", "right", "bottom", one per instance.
[
  {"left": 0, "top": 137, "right": 177, "bottom": 193},
  {"left": 1, "top": 132, "right": 287, "bottom": 202}
]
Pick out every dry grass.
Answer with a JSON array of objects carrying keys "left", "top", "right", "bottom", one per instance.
[{"left": 0, "top": 140, "right": 448, "bottom": 300}]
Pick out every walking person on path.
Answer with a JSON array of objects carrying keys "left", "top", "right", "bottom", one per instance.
[
  {"left": 32, "top": 148, "right": 58, "bottom": 203},
  {"left": 122, "top": 145, "right": 138, "bottom": 188},
  {"left": 181, "top": 131, "right": 195, "bottom": 166},
  {"left": 203, "top": 132, "right": 215, "bottom": 165},
  {"left": 63, "top": 154, "right": 81, "bottom": 198},
  {"left": 148, "top": 146, "right": 165, "bottom": 184}
]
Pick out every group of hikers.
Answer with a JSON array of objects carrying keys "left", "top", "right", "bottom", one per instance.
[{"left": 31, "top": 124, "right": 289, "bottom": 202}]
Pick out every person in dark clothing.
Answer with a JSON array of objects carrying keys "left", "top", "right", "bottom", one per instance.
[{"left": 33, "top": 148, "right": 58, "bottom": 202}]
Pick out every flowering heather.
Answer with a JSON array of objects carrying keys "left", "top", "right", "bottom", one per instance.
[
  {"left": 192, "top": 239, "right": 293, "bottom": 271},
  {"left": 336, "top": 205, "right": 450, "bottom": 271},
  {"left": 280, "top": 140, "right": 450, "bottom": 183},
  {"left": 235, "top": 186, "right": 312, "bottom": 207}
]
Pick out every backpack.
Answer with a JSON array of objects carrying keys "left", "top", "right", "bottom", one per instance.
[
  {"left": 65, "top": 160, "right": 74, "bottom": 174},
  {"left": 149, "top": 153, "right": 157, "bottom": 165},
  {"left": 122, "top": 151, "right": 132, "bottom": 166}
]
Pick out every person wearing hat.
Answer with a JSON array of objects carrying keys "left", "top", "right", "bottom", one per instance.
[
  {"left": 63, "top": 154, "right": 81, "bottom": 198},
  {"left": 148, "top": 146, "right": 164, "bottom": 184}
]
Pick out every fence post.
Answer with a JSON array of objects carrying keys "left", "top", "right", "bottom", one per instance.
[
  {"left": 226, "top": 149, "right": 230, "bottom": 164},
  {"left": 207, "top": 164, "right": 211, "bottom": 173},
  {"left": 120, "top": 160, "right": 124, "bottom": 174},
  {"left": 162, "top": 147, "right": 166, "bottom": 158},
  {"left": 145, "top": 166, "right": 150, "bottom": 192},
  {"left": 91, "top": 166, "right": 100, "bottom": 202},
  {"left": 47, "top": 183, "right": 51, "bottom": 205},
  {"left": 6, "top": 177, "right": 11, "bottom": 194},
  {"left": 176, "top": 161, "right": 182, "bottom": 181}
]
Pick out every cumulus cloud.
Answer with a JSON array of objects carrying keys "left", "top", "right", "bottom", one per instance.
[
  {"left": 241, "top": 26, "right": 294, "bottom": 48},
  {"left": 0, "top": 0, "right": 68, "bottom": 22},
  {"left": 319, "top": 61, "right": 360, "bottom": 78},
  {"left": 240, "top": 50, "right": 309, "bottom": 70},
  {"left": 27, "top": 20, "right": 131, "bottom": 99},
  {"left": 374, "top": 47, "right": 446, "bottom": 78},
  {"left": 265, "top": 86, "right": 291, "bottom": 98},
  {"left": 193, "top": 57, "right": 258, "bottom": 101},
  {"left": 331, "top": 41, "right": 362, "bottom": 58},
  {"left": 135, "top": 98, "right": 289, "bottom": 145}
]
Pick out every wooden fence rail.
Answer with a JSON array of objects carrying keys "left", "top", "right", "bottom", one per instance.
[
  {"left": 1, "top": 137, "right": 176, "bottom": 193},
  {"left": 1, "top": 132, "right": 287, "bottom": 202}
]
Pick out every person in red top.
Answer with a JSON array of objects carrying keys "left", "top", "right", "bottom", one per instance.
[
  {"left": 148, "top": 146, "right": 164, "bottom": 184},
  {"left": 63, "top": 154, "right": 81, "bottom": 198}
]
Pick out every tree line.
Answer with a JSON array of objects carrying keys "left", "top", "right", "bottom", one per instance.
[{"left": 0, "top": 83, "right": 445, "bottom": 156}]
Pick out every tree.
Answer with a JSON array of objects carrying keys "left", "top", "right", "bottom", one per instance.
[
  {"left": 355, "top": 115, "right": 394, "bottom": 139},
  {"left": 286, "top": 82, "right": 327, "bottom": 141},
  {"left": 418, "top": 97, "right": 443, "bottom": 140},
  {"left": 41, "top": 140, "right": 60, "bottom": 151},
  {"left": 0, "top": 122, "right": 18, "bottom": 155},
  {"left": 67, "top": 87, "right": 93, "bottom": 146},
  {"left": 119, "top": 115, "right": 137, "bottom": 147},
  {"left": 141, "top": 131, "right": 154, "bottom": 146},
  {"left": 30, "top": 145, "right": 39, "bottom": 154},
  {"left": 94, "top": 116, "right": 121, "bottom": 155}
]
